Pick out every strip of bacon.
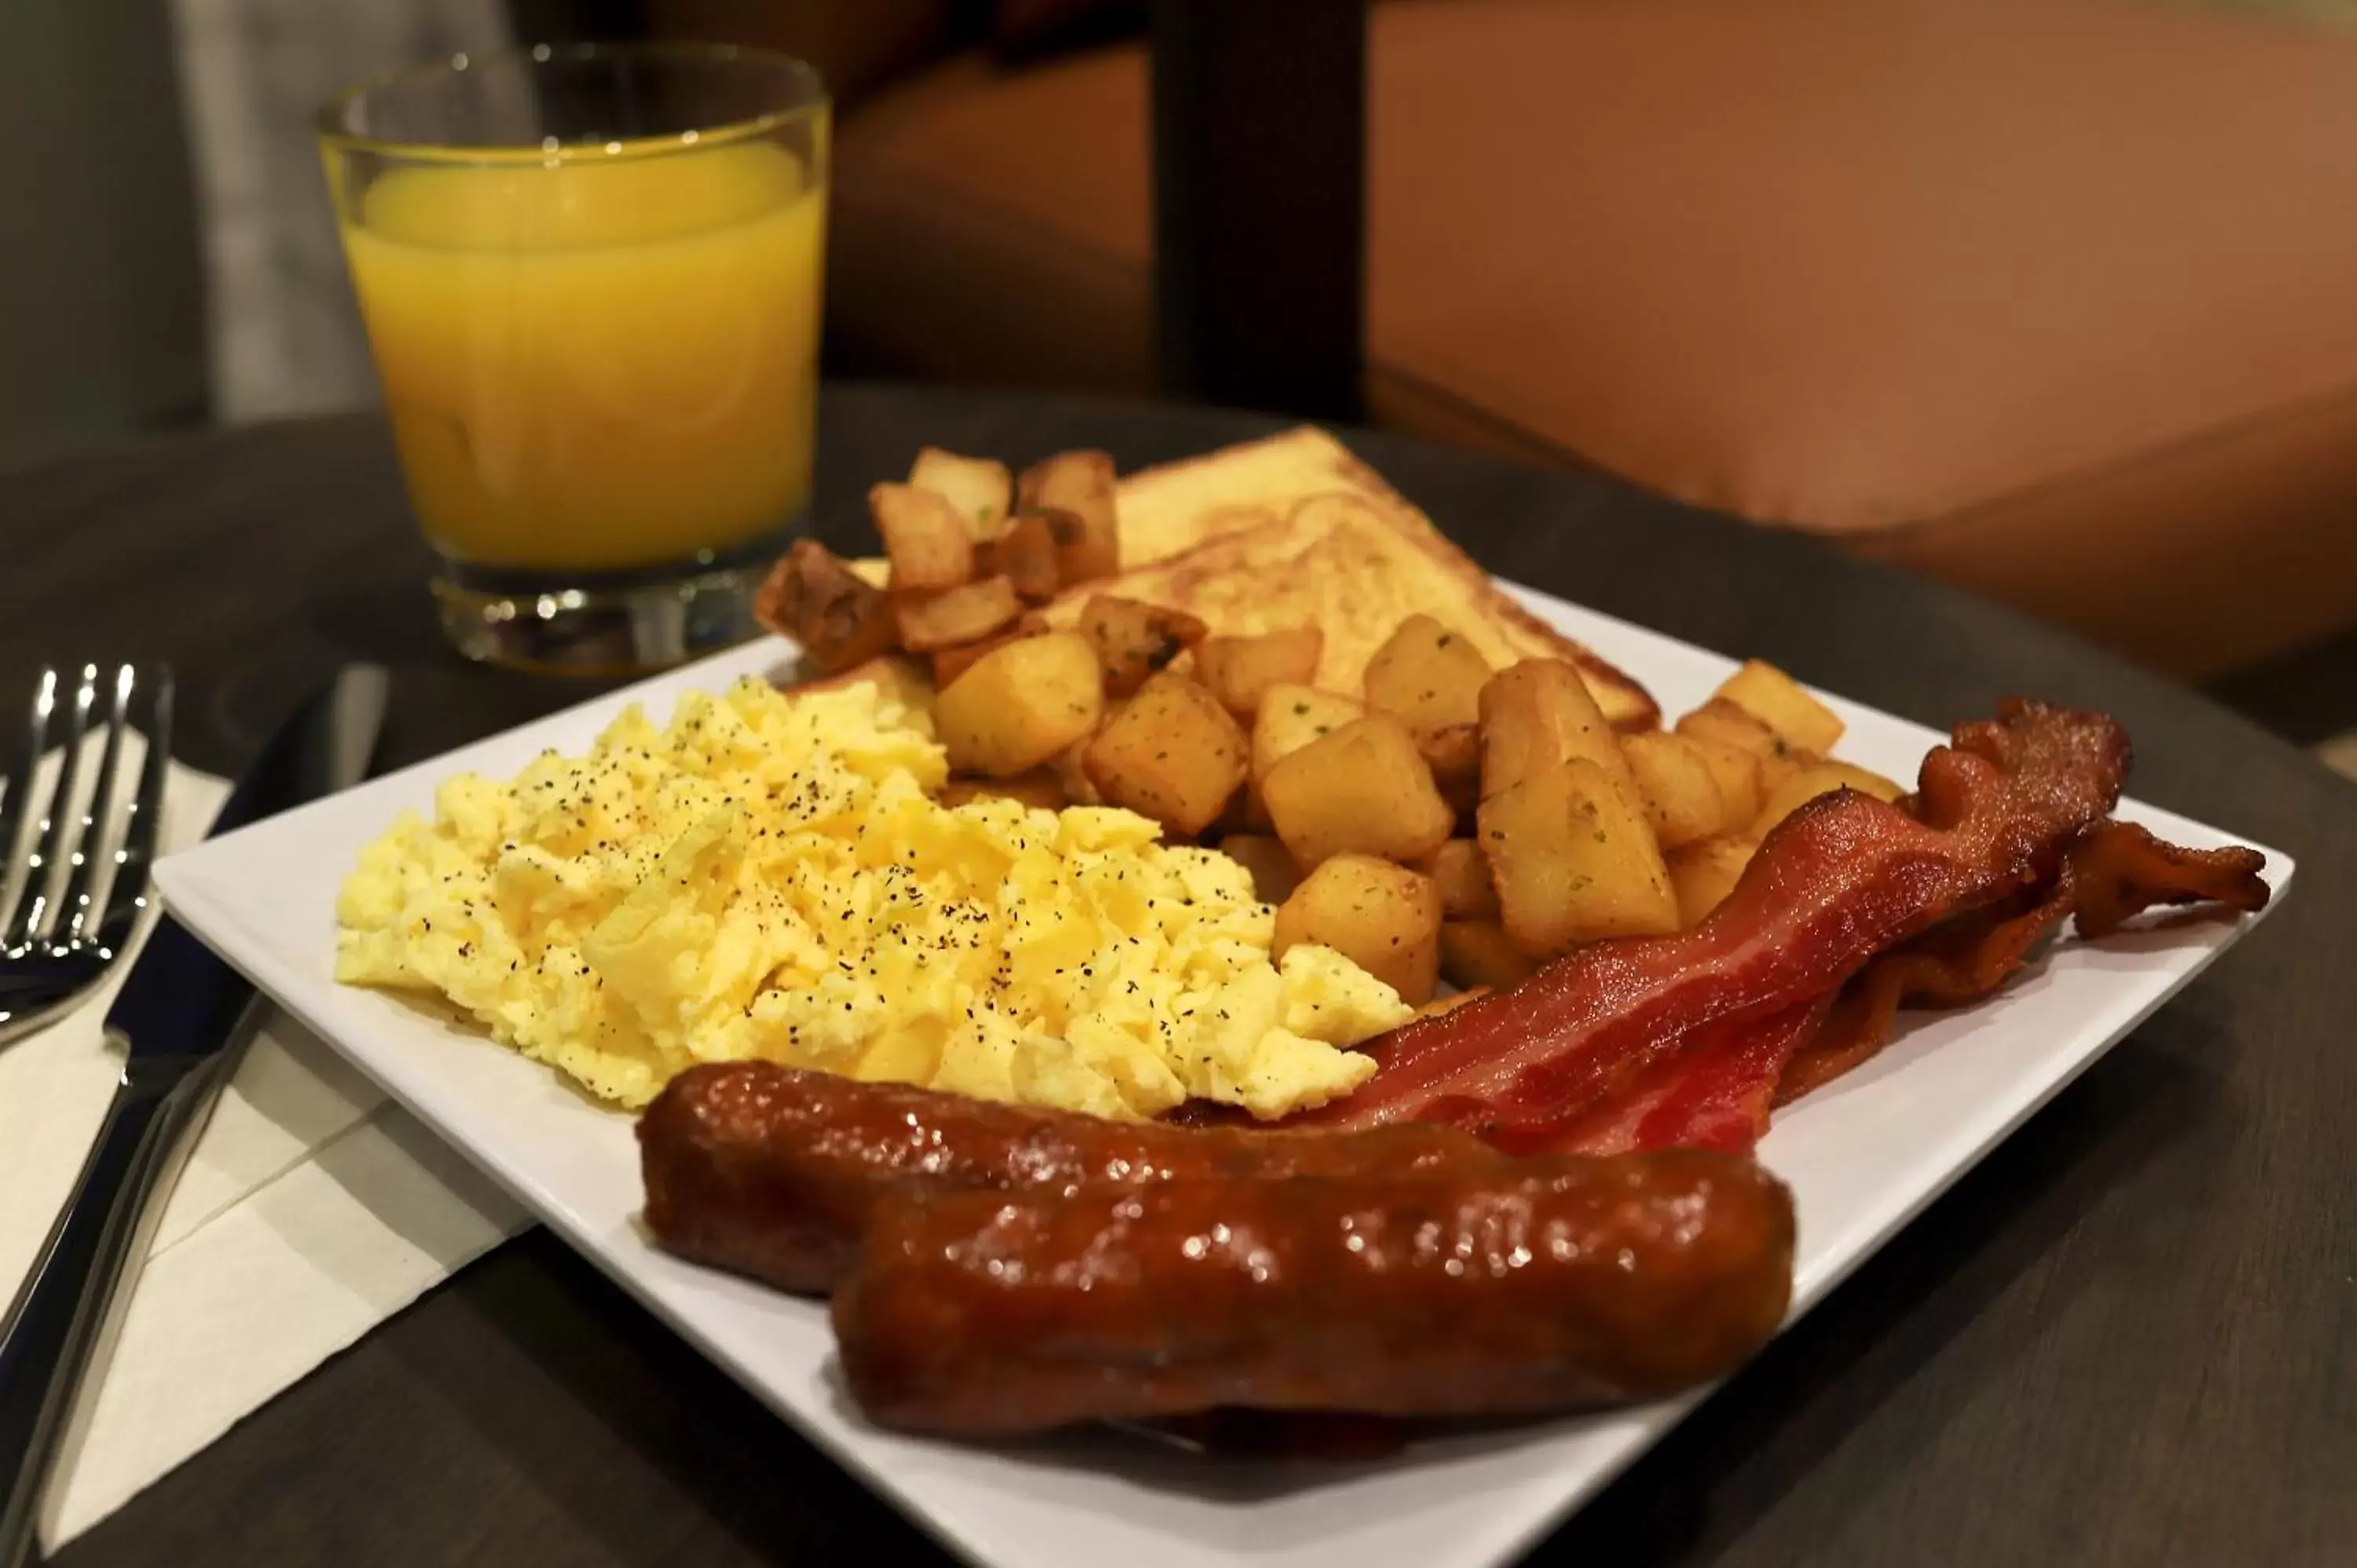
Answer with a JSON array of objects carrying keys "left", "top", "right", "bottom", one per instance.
[
  {"left": 2066, "top": 819, "right": 2271, "bottom": 940},
  {"left": 1551, "top": 998, "right": 1831, "bottom": 1157},
  {"left": 1774, "top": 819, "right": 2269, "bottom": 1106},
  {"left": 1772, "top": 884, "right": 2075, "bottom": 1110},
  {"left": 1295, "top": 701, "right": 2132, "bottom": 1148}
]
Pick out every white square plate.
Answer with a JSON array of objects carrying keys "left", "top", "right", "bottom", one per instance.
[{"left": 155, "top": 584, "right": 2290, "bottom": 1568}]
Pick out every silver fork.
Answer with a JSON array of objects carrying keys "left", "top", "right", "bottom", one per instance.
[{"left": 0, "top": 665, "right": 171, "bottom": 1047}]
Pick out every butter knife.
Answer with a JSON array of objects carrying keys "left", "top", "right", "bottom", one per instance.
[{"left": 0, "top": 665, "right": 387, "bottom": 1565}]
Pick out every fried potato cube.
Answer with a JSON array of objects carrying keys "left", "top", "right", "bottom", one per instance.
[
  {"left": 1195, "top": 627, "right": 1324, "bottom": 716},
  {"left": 1479, "top": 658, "right": 1626, "bottom": 800},
  {"left": 1419, "top": 723, "right": 1482, "bottom": 817},
  {"left": 1018, "top": 450, "right": 1120, "bottom": 583},
  {"left": 1619, "top": 731, "right": 1729, "bottom": 849},
  {"left": 893, "top": 576, "right": 1023, "bottom": 652},
  {"left": 1217, "top": 833, "right": 1303, "bottom": 904},
  {"left": 1714, "top": 659, "right": 1845, "bottom": 756},
  {"left": 1080, "top": 595, "right": 1209, "bottom": 698},
  {"left": 1363, "top": 614, "right": 1493, "bottom": 735},
  {"left": 1273, "top": 854, "right": 1442, "bottom": 1006},
  {"left": 907, "top": 446, "right": 1013, "bottom": 533},
  {"left": 1439, "top": 919, "right": 1541, "bottom": 991},
  {"left": 1675, "top": 695, "right": 1777, "bottom": 754},
  {"left": 937, "top": 771, "right": 1065, "bottom": 811},
  {"left": 1479, "top": 758, "right": 1678, "bottom": 953},
  {"left": 930, "top": 640, "right": 995, "bottom": 689},
  {"left": 787, "top": 654, "right": 938, "bottom": 735},
  {"left": 1750, "top": 760, "right": 1908, "bottom": 841},
  {"left": 1676, "top": 698, "right": 1811, "bottom": 791},
  {"left": 1249, "top": 684, "right": 1366, "bottom": 783},
  {"left": 1026, "top": 507, "right": 1116, "bottom": 594},
  {"left": 1082, "top": 671, "right": 1248, "bottom": 835},
  {"left": 1681, "top": 735, "right": 1765, "bottom": 828},
  {"left": 1420, "top": 837, "right": 1501, "bottom": 918},
  {"left": 928, "top": 612, "right": 1049, "bottom": 687},
  {"left": 978, "top": 512, "right": 1062, "bottom": 602},
  {"left": 936, "top": 631, "right": 1104, "bottom": 777},
  {"left": 1666, "top": 834, "right": 1757, "bottom": 926},
  {"left": 1262, "top": 714, "right": 1456, "bottom": 870},
  {"left": 870, "top": 482, "right": 977, "bottom": 592},
  {"left": 755, "top": 540, "right": 900, "bottom": 675}
]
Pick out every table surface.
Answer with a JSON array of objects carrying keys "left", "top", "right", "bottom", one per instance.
[{"left": 8, "top": 384, "right": 2352, "bottom": 1568}]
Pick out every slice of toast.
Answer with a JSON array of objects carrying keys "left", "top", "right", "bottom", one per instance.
[
  {"left": 1039, "top": 490, "right": 1659, "bottom": 730},
  {"left": 1112, "top": 426, "right": 1399, "bottom": 566}
]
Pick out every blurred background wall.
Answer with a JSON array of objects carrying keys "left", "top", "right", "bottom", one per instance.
[
  {"left": 7, "top": 0, "right": 2357, "bottom": 469},
  {"left": 0, "top": 0, "right": 206, "bottom": 470}
]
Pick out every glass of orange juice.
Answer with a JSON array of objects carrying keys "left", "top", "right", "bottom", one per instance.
[{"left": 317, "top": 44, "right": 827, "bottom": 673}]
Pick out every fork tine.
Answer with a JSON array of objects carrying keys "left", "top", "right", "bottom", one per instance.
[
  {"left": 0, "top": 666, "right": 56, "bottom": 939},
  {"left": 57, "top": 665, "right": 135, "bottom": 951},
  {"left": 3, "top": 665, "right": 98, "bottom": 949},
  {"left": 93, "top": 667, "right": 171, "bottom": 958}
]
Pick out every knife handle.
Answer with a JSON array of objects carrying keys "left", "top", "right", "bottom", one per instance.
[{"left": 0, "top": 1054, "right": 219, "bottom": 1566}]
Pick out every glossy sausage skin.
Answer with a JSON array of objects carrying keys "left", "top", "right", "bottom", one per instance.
[
  {"left": 833, "top": 1149, "right": 1795, "bottom": 1434},
  {"left": 638, "top": 1061, "right": 1505, "bottom": 1295}
]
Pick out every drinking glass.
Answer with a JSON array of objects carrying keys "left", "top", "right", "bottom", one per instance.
[{"left": 318, "top": 44, "right": 828, "bottom": 672}]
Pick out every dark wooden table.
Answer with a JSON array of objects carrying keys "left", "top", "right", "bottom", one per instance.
[{"left": 9, "top": 385, "right": 2352, "bottom": 1567}]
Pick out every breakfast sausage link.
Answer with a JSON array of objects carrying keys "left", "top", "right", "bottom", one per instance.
[
  {"left": 638, "top": 1061, "right": 1505, "bottom": 1295},
  {"left": 832, "top": 1149, "right": 1796, "bottom": 1434}
]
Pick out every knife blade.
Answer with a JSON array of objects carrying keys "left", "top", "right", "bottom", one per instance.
[{"left": 0, "top": 665, "right": 388, "bottom": 1565}]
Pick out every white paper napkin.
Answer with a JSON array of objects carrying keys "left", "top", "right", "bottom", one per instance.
[{"left": 0, "top": 755, "right": 530, "bottom": 1549}]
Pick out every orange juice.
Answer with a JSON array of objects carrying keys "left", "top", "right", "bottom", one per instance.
[{"left": 339, "top": 140, "right": 825, "bottom": 572}]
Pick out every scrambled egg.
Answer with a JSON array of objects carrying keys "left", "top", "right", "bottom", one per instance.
[{"left": 335, "top": 676, "right": 1409, "bottom": 1118}]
